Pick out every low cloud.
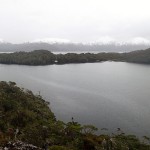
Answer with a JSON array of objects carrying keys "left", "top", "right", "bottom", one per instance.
[
  {"left": 93, "top": 36, "right": 117, "bottom": 45},
  {"left": 93, "top": 36, "right": 150, "bottom": 45},
  {"left": 32, "top": 38, "right": 71, "bottom": 44},
  {"left": 0, "top": 39, "right": 4, "bottom": 43},
  {"left": 7, "top": 36, "right": 150, "bottom": 45},
  {"left": 127, "top": 37, "right": 150, "bottom": 45}
]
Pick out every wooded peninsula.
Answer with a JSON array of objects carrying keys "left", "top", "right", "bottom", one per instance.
[{"left": 0, "top": 48, "right": 150, "bottom": 65}]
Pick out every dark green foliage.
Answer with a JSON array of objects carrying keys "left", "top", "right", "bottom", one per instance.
[
  {"left": 1, "top": 48, "right": 150, "bottom": 65},
  {"left": 56, "top": 52, "right": 121, "bottom": 64},
  {"left": 0, "top": 50, "right": 56, "bottom": 65},
  {"left": 49, "top": 145, "right": 73, "bottom": 150},
  {"left": 121, "top": 48, "right": 150, "bottom": 64},
  {"left": 0, "top": 81, "right": 55, "bottom": 147},
  {"left": 113, "top": 134, "right": 150, "bottom": 150},
  {"left": 0, "top": 50, "right": 122, "bottom": 65}
]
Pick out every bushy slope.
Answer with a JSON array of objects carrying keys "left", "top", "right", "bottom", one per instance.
[
  {"left": 0, "top": 81, "right": 56, "bottom": 147},
  {"left": 0, "top": 82, "right": 150, "bottom": 150}
]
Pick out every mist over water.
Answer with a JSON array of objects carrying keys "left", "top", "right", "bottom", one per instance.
[{"left": 1, "top": 62, "right": 150, "bottom": 136}]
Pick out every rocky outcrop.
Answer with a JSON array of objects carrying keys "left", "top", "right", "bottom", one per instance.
[{"left": 1, "top": 141, "right": 42, "bottom": 150}]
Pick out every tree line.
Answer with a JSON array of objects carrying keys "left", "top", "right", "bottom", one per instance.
[{"left": 0, "top": 48, "right": 150, "bottom": 65}]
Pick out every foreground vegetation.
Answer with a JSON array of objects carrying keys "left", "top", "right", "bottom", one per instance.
[
  {"left": 0, "top": 81, "right": 150, "bottom": 149},
  {"left": 0, "top": 48, "right": 150, "bottom": 65}
]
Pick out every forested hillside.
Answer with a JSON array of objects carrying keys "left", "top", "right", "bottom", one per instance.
[
  {"left": 0, "top": 81, "right": 150, "bottom": 149},
  {"left": 121, "top": 48, "right": 150, "bottom": 63},
  {"left": 0, "top": 48, "right": 150, "bottom": 65},
  {"left": 0, "top": 50, "right": 56, "bottom": 65}
]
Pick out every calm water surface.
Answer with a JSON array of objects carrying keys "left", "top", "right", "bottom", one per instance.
[{"left": 0, "top": 62, "right": 150, "bottom": 136}]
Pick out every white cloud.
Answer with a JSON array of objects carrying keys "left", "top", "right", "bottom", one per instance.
[
  {"left": 93, "top": 36, "right": 117, "bottom": 45},
  {"left": 92, "top": 36, "right": 150, "bottom": 45},
  {"left": 0, "top": 0, "right": 150, "bottom": 43},
  {"left": 127, "top": 37, "right": 150, "bottom": 45},
  {"left": 0, "top": 39, "right": 4, "bottom": 43},
  {"left": 32, "top": 38, "right": 71, "bottom": 44}
]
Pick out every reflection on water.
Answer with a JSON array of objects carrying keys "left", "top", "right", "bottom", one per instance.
[{"left": 0, "top": 62, "right": 150, "bottom": 136}]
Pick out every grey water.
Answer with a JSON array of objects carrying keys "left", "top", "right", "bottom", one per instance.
[{"left": 0, "top": 62, "right": 150, "bottom": 136}]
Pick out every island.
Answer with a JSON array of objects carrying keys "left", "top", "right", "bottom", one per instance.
[{"left": 0, "top": 48, "right": 150, "bottom": 65}]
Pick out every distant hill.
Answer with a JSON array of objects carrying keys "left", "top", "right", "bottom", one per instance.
[
  {"left": 122, "top": 48, "right": 150, "bottom": 63},
  {"left": 0, "top": 42, "right": 150, "bottom": 53},
  {"left": 0, "top": 48, "right": 150, "bottom": 65}
]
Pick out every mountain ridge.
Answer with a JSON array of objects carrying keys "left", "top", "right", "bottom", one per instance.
[{"left": 0, "top": 42, "right": 150, "bottom": 53}]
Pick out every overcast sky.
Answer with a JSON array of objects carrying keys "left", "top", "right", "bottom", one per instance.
[{"left": 0, "top": 0, "right": 150, "bottom": 44}]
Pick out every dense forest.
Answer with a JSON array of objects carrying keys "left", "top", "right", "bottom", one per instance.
[
  {"left": 0, "top": 81, "right": 150, "bottom": 149},
  {"left": 0, "top": 50, "right": 121, "bottom": 65},
  {"left": 0, "top": 50, "right": 56, "bottom": 65},
  {"left": 0, "top": 48, "right": 150, "bottom": 65},
  {"left": 121, "top": 49, "right": 150, "bottom": 63}
]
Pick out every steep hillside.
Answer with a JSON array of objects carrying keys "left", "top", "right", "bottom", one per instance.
[{"left": 0, "top": 82, "right": 150, "bottom": 149}]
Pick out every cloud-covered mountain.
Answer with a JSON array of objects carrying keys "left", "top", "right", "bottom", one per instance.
[
  {"left": 32, "top": 38, "right": 71, "bottom": 44},
  {"left": 0, "top": 38, "right": 150, "bottom": 53}
]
